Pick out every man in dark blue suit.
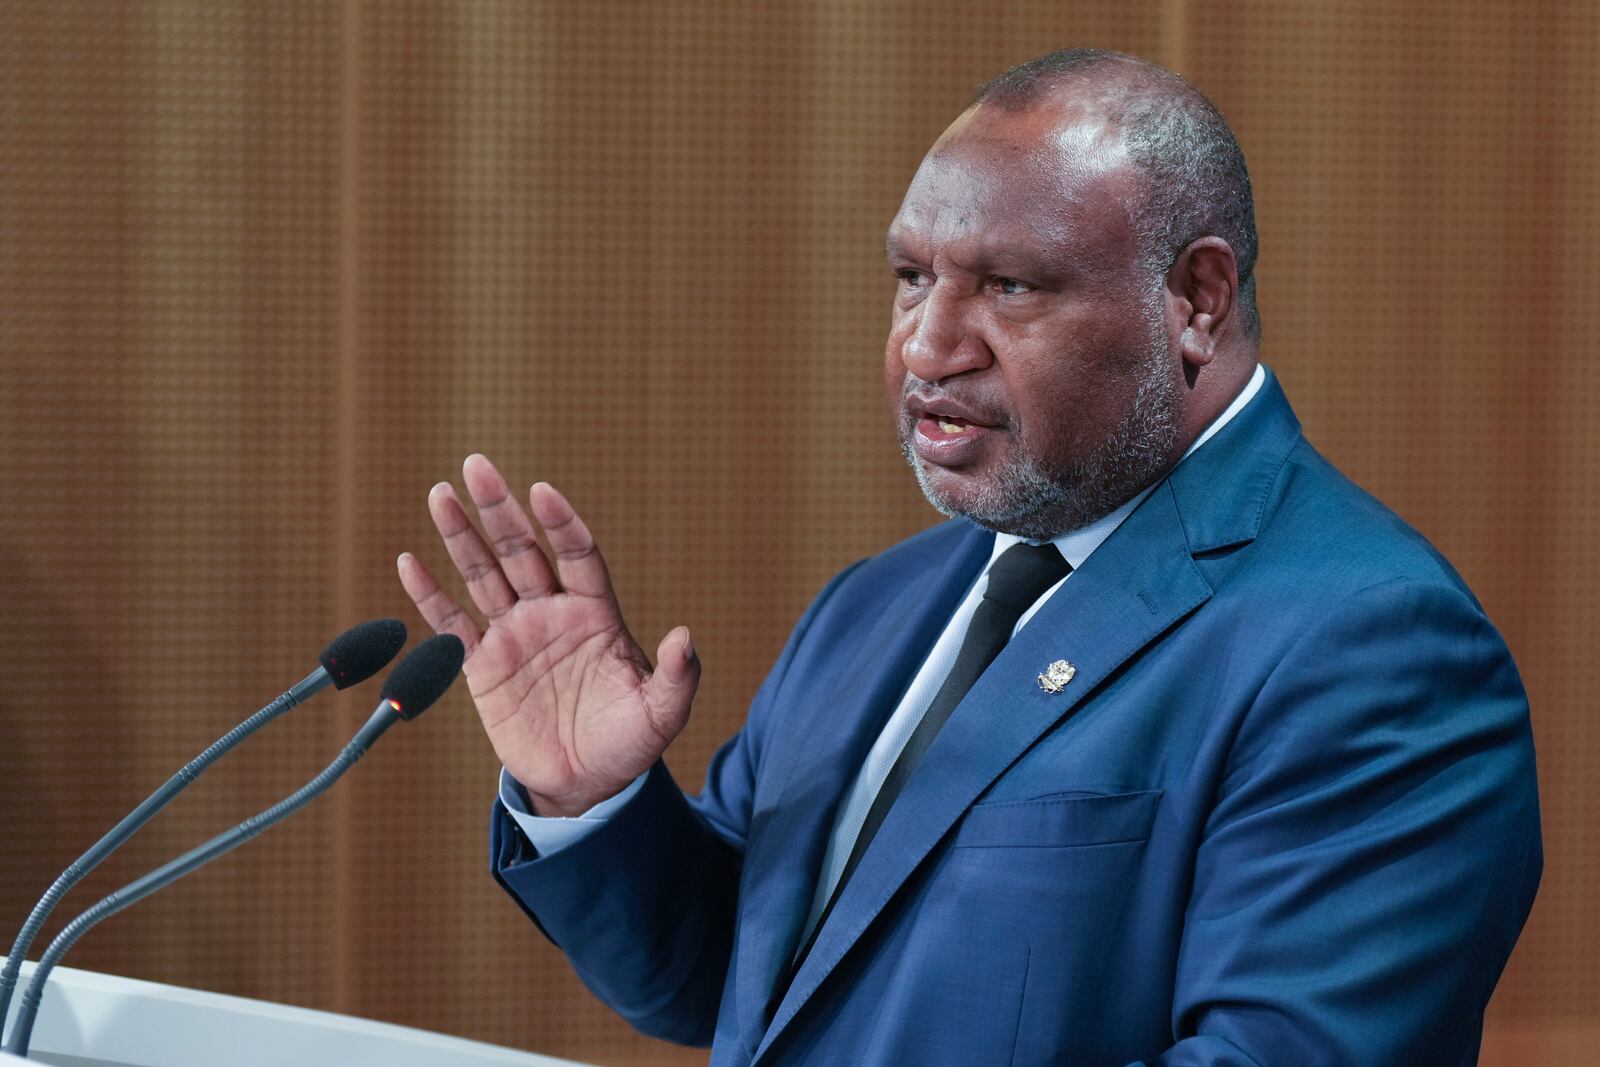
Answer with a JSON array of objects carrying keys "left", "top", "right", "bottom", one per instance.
[{"left": 400, "top": 49, "right": 1540, "bottom": 1065}]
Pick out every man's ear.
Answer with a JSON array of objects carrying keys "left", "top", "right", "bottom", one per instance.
[{"left": 1165, "top": 237, "right": 1238, "bottom": 368}]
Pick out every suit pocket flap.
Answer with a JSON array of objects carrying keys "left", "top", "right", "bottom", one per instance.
[{"left": 953, "top": 789, "right": 1162, "bottom": 849}]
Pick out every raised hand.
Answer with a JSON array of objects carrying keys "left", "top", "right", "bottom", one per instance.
[{"left": 397, "top": 454, "right": 699, "bottom": 817}]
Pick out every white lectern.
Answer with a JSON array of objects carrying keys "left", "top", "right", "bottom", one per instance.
[{"left": 0, "top": 958, "right": 593, "bottom": 1067}]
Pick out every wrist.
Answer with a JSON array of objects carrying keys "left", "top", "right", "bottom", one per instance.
[{"left": 526, "top": 780, "right": 632, "bottom": 818}]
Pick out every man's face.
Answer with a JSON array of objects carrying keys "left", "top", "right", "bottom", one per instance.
[{"left": 884, "top": 102, "right": 1185, "bottom": 539}]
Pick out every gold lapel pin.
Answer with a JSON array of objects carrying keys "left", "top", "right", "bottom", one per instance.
[{"left": 1037, "top": 659, "right": 1077, "bottom": 694}]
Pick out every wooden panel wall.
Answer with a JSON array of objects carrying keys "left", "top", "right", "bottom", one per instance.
[{"left": 1, "top": 3, "right": 1593, "bottom": 1063}]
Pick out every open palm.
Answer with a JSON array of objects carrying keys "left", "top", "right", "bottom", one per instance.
[{"left": 398, "top": 454, "right": 699, "bottom": 817}]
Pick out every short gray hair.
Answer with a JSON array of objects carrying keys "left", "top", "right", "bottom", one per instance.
[{"left": 973, "top": 49, "right": 1260, "bottom": 339}]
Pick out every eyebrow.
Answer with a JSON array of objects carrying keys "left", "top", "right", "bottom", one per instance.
[{"left": 883, "top": 228, "right": 1077, "bottom": 286}]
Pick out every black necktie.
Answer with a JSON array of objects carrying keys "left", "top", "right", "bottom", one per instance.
[{"left": 789, "top": 541, "right": 1073, "bottom": 976}]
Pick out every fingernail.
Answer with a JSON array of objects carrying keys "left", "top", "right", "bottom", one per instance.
[{"left": 681, "top": 629, "right": 695, "bottom": 662}]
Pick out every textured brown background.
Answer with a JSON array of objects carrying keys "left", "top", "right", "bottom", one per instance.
[{"left": 1, "top": 2, "right": 1594, "bottom": 1064}]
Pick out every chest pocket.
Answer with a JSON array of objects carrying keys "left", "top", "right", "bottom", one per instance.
[{"left": 952, "top": 789, "right": 1162, "bottom": 849}]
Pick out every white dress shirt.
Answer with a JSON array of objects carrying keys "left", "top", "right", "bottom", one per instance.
[{"left": 500, "top": 364, "right": 1269, "bottom": 902}]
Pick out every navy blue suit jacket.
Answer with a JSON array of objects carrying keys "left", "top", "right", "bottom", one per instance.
[{"left": 491, "top": 372, "right": 1541, "bottom": 1065}]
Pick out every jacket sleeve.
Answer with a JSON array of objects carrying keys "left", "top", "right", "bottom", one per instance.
[
  {"left": 489, "top": 559, "right": 865, "bottom": 1046},
  {"left": 1137, "top": 577, "right": 1542, "bottom": 1067}
]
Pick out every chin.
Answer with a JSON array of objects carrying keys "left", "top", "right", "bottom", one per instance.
[{"left": 904, "top": 443, "right": 1074, "bottom": 538}]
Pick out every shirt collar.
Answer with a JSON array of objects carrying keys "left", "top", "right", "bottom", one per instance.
[{"left": 989, "top": 363, "right": 1267, "bottom": 571}]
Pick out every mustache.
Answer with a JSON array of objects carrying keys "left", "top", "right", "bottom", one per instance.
[{"left": 898, "top": 380, "right": 1012, "bottom": 428}]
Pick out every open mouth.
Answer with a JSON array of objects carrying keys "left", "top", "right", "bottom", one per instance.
[
  {"left": 904, "top": 393, "right": 1003, "bottom": 462},
  {"left": 931, "top": 415, "right": 976, "bottom": 434},
  {"left": 914, "top": 413, "right": 996, "bottom": 459}
]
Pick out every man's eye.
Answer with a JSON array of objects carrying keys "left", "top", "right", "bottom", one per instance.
[
  {"left": 991, "top": 276, "right": 1031, "bottom": 295},
  {"left": 896, "top": 269, "right": 930, "bottom": 288}
]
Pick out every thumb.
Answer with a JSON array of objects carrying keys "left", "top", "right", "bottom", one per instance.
[{"left": 643, "top": 625, "right": 699, "bottom": 738}]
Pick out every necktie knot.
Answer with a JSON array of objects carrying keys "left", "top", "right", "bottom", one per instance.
[{"left": 982, "top": 541, "right": 1072, "bottom": 615}]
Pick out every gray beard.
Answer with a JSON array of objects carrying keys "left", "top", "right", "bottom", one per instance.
[{"left": 900, "top": 343, "right": 1183, "bottom": 540}]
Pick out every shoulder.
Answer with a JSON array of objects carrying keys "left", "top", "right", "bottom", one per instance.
[
  {"left": 770, "top": 518, "right": 987, "bottom": 663},
  {"left": 844, "top": 518, "right": 988, "bottom": 585},
  {"left": 809, "top": 518, "right": 997, "bottom": 619},
  {"left": 1238, "top": 435, "right": 1483, "bottom": 610},
  {"left": 1175, "top": 372, "right": 1485, "bottom": 614}
]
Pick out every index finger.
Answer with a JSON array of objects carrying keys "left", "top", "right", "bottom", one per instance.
[{"left": 396, "top": 550, "right": 483, "bottom": 655}]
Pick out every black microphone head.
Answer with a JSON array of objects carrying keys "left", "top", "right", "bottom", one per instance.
[
  {"left": 319, "top": 619, "right": 408, "bottom": 690},
  {"left": 378, "top": 634, "right": 465, "bottom": 720}
]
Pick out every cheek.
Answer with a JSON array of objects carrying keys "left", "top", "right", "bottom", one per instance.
[
  {"left": 1020, "top": 379, "right": 1131, "bottom": 463},
  {"left": 1002, "top": 353, "right": 1105, "bottom": 454}
]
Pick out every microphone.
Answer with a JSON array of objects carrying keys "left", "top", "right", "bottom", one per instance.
[
  {"left": 2, "top": 634, "right": 464, "bottom": 1058},
  {"left": 0, "top": 619, "right": 406, "bottom": 1031}
]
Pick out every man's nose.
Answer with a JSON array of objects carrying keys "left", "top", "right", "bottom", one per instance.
[{"left": 898, "top": 284, "right": 992, "bottom": 381}]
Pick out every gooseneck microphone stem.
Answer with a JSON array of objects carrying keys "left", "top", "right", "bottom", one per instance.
[
  {"left": 4, "top": 701, "right": 402, "bottom": 1058},
  {"left": 0, "top": 667, "right": 332, "bottom": 1030},
  {"left": 2, "top": 630, "right": 455, "bottom": 1059}
]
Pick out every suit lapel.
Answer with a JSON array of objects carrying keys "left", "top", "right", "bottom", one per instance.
[
  {"left": 731, "top": 523, "right": 992, "bottom": 1054},
  {"left": 754, "top": 483, "right": 1214, "bottom": 1062}
]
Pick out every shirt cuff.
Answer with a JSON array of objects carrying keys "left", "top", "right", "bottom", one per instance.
[{"left": 497, "top": 767, "right": 649, "bottom": 855}]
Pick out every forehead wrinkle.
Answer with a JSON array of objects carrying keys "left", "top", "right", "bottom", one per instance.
[
  {"left": 889, "top": 200, "right": 1063, "bottom": 276},
  {"left": 895, "top": 150, "right": 1059, "bottom": 243},
  {"left": 889, "top": 95, "right": 1149, "bottom": 284}
]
